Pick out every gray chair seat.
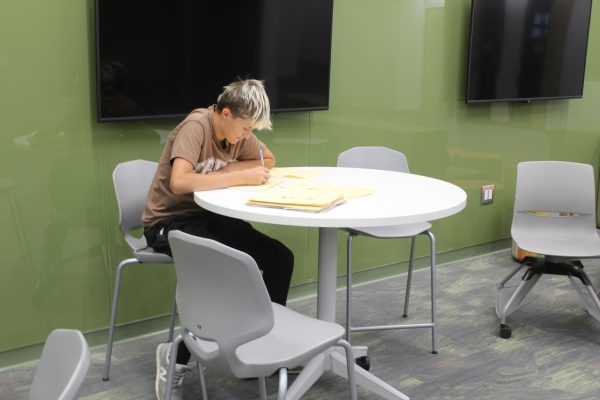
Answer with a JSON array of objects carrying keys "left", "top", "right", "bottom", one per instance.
[
  {"left": 512, "top": 213, "right": 600, "bottom": 258},
  {"left": 346, "top": 221, "right": 432, "bottom": 239},
  {"left": 233, "top": 304, "right": 346, "bottom": 376},
  {"left": 133, "top": 248, "right": 174, "bottom": 263}
]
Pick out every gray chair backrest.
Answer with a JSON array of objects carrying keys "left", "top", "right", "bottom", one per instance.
[
  {"left": 512, "top": 161, "right": 598, "bottom": 236},
  {"left": 30, "top": 329, "right": 90, "bottom": 400},
  {"left": 337, "top": 146, "right": 409, "bottom": 173},
  {"left": 168, "top": 230, "right": 275, "bottom": 375},
  {"left": 112, "top": 160, "right": 158, "bottom": 252},
  {"left": 514, "top": 161, "right": 596, "bottom": 216}
]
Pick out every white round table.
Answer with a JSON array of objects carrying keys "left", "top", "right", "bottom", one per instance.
[
  {"left": 195, "top": 167, "right": 466, "bottom": 228},
  {"left": 195, "top": 167, "right": 467, "bottom": 400}
]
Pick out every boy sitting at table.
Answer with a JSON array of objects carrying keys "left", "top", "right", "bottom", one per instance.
[{"left": 142, "top": 78, "right": 294, "bottom": 400}]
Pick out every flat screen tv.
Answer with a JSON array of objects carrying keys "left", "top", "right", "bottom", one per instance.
[
  {"left": 95, "top": 0, "right": 334, "bottom": 122},
  {"left": 465, "top": 0, "right": 592, "bottom": 104}
]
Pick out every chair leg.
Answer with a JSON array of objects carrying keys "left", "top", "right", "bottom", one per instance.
[
  {"left": 164, "top": 334, "right": 183, "bottom": 400},
  {"left": 346, "top": 230, "right": 438, "bottom": 355},
  {"left": 567, "top": 265, "right": 600, "bottom": 321},
  {"left": 277, "top": 368, "right": 288, "bottom": 400},
  {"left": 345, "top": 233, "right": 356, "bottom": 343},
  {"left": 258, "top": 376, "right": 268, "bottom": 400},
  {"left": 497, "top": 272, "right": 541, "bottom": 332},
  {"left": 426, "top": 230, "right": 438, "bottom": 354},
  {"left": 103, "top": 258, "right": 140, "bottom": 381},
  {"left": 168, "top": 293, "right": 177, "bottom": 342},
  {"left": 403, "top": 236, "right": 417, "bottom": 318},
  {"left": 196, "top": 361, "right": 208, "bottom": 400},
  {"left": 337, "top": 339, "right": 358, "bottom": 400},
  {"left": 581, "top": 282, "right": 600, "bottom": 320}
]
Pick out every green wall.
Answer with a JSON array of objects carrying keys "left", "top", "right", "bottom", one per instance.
[{"left": 1, "top": 0, "right": 600, "bottom": 354}]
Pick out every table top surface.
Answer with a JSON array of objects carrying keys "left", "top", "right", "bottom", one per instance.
[{"left": 194, "top": 167, "right": 467, "bottom": 228}]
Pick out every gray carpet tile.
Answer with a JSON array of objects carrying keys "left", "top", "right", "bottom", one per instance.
[{"left": 2, "top": 249, "right": 600, "bottom": 399}]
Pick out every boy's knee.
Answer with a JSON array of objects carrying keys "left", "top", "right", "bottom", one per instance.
[
  {"left": 283, "top": 247, "right": 294, "bottom": 270},
  {"left": 272, "top": 242, "right": 294, "bottom": 273}
]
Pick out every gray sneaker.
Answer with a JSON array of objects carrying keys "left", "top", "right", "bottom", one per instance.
[{"left": 155, "top": 342, "right": 191, "bottom": 400}]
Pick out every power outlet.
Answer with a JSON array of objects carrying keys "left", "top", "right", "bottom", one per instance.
[{"left": 481, "top": 184, "right": 494, "bottom": 205}]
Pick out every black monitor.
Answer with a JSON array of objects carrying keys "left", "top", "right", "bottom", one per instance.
[
  {"left": 465, "top": 0, "right": 592, "bottom": 103},
  {"left": 95, "top": 0, "right": 334, "bottom": 121}
]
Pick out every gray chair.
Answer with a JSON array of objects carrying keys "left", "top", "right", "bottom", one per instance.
[
  {"left": 103, "top": 160, "right": 177, "bottom": 380},
  {"left": 165, "top": 230, "right": 357, "bottom": 400},
  {"left": 497, "top": 161, "right": 600, "bottom": 338},
  {"left": 337, "top": 146, "right": 437, "bottom": 356},
  {"left": 30, "top": 329, "right": 90, "bottom": 400}
]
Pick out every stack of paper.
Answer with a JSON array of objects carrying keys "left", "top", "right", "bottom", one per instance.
[
  {"left": 247, "top": 181, "right": 375, "bottom": 212},
  {"left": 247, "top": 187, "right": 345, "bottom": 212}
]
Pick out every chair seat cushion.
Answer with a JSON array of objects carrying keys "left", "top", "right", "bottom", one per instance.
[
  {"left": 513, "top": 230, "right": 600, "bottom": 258},
  {"left": 512, "top": 214, "right": 600, "bottom": 258},
  {"left": 233, "top": 304, "right": 344, "bottom": 377},
  {"left": 134, "top": 248, "right": 173, "bottom": 264},
  {"left": 345, "top": 221, "right": 431, "bottom": 238}
]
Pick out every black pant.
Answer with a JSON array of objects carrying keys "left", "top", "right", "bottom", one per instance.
[{"left": 144, "top": 212, "right": 294, "bottom": 364}]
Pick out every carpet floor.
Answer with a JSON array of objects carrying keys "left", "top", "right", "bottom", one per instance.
[{"left": 2, "top": 249, "right": 600, "bottom": 399}]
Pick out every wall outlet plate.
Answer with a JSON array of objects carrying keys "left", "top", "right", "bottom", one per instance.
[{"left": 481, "top": 184, "right": 494, "bottom": 205}]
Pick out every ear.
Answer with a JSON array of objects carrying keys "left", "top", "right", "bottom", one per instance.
[{"left": 221, "top": 107, "right": 232, "bottom": 119}]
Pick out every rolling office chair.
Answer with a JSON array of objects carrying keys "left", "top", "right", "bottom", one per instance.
[
  {"left": 165, "top": 230, "right": 357, "bottom": 400},
  {"left": 103, "top": 160, "right": 177, "bottom": 380},
  {"left": 497, "top": 161, "right": 600, "bottom": 338},
  {"left": 30, "top": 329, "right": 90, "bottom": 400},
  {"left": 337, "top": 147, "right": 438, "bottom": 361}
]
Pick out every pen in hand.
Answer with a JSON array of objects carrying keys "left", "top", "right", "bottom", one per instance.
[{"left": 259, "top": 148, "right": 265, "bottom": 167}]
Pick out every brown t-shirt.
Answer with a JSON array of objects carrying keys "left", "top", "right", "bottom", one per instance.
[{"left": 142, "top": 107, "right": 264, "bottom": 227}]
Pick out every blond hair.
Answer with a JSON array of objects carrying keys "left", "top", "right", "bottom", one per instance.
[{"left": 216, "top": 79, "right": 272, "bottom": 130}]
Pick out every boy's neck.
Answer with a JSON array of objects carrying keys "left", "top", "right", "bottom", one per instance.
[{"left": 212, "top": 111, "right": 225, "bottom": 142}]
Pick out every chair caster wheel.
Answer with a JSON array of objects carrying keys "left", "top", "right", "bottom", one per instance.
[
  {"left": 356, "top": 355, "right": 370, "bottom": 371},
  {"left": 500, "top": 324, "right": 512, "bottom": 339}
]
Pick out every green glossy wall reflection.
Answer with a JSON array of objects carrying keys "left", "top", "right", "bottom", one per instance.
[{"left": 1, "top": 0, "right": 599, "bottom": 354}]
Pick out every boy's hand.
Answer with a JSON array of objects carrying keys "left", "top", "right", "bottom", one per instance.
[{"left": 239, "top": 166, "right": 271, "bottom": 185}]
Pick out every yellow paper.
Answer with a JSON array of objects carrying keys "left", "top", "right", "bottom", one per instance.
[
  {"left": 229, "top": 177, "right": 284, "bottom": 191},
  {"left": 247, "top": 187, "right": 345, "bottom": 212},
  {"left": 246, "top": 180, "right": 374, "bottom": 212},
  {"left": 269, "top": 168, "right": 323, "bottom": 179},
  {"left": 249, "top": 188, "right": 342, "bottom": 206}
]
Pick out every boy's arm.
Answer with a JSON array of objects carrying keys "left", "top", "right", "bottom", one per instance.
[
  {"left": 170, "top": 155, "right": 272, "bottom": 195},
  {"left": 222, "top": 147, "right": 276, "bottom": 171}
]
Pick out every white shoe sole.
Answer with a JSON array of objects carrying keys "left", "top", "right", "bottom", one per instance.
[{"left": 155, "top": 343, "right": 167, "bottom": 399}]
